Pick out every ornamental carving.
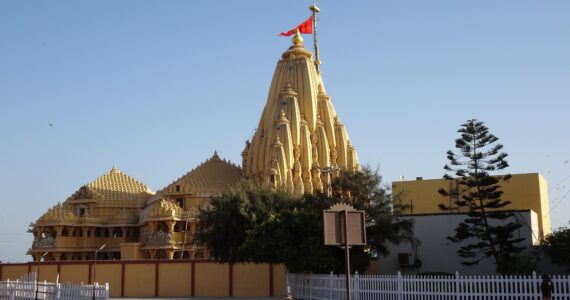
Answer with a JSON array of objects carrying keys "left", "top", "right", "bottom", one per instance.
[
  {"left": 32, "top": 237, "right": 57, "bottom": 248},
  {"left": 147, "top": 230, "right": 171, "bottom": 245}
]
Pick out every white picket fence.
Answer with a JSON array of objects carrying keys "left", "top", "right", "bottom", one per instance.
[
  {"left": 0, "top": 280, "right": 109, "bottom": 300},
  {"left": 287, "top": 272, "right": 570, "bottom": 300}
]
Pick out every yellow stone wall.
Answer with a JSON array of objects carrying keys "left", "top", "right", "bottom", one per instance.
[
  {"left": 392, "top": 173, "right": 551, "bottom": 238},
  {"left": 95, "top": 264, "right": 122, "bottom": 297},
  {"left": 0, "top": 261, "right": 285, "bottom": 298},
  {"left": 158, "top": 263, "right": 192, "bottom": 297},
  {"left": 1, "top": 264, "right": 28, "bottom": 281},
  {"left": 124, "top": 263, "right": 155, "bottom": 297},
  {"left": 194, "top": 263, "right": 229, "bottom": 297},
  {"left": 60, "top": 264, "right": 89, "bottom": 284},
  {"left": 233, "top": 263, "right": 269, "bottom": 297}
]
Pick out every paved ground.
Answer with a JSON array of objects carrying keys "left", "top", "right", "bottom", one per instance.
[{"left": 111, "top": 297, "right": 282, "bottom": 300}]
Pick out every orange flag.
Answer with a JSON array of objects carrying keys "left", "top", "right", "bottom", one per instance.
[{"left": 279, "top": 16, "right": 313, "bottom": 36}]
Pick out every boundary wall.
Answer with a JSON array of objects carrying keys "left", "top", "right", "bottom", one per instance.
[{"left": 0, "top": 260, "right": 285, "bottom": 298}]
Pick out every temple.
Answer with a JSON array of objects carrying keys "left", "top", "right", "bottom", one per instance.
[
  {"left": 28, "top": 31, "right": 360, "bottom": 261},
  {"left": 29, "top": 167, "right": 153, "bottom": 261},
  {"left": 242, "top": 31, "right": 359, "bottom": 195}
]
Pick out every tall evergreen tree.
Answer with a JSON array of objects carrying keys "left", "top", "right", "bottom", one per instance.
[{"left": 439, "top": 119, "right": 524, "bottom": 273}]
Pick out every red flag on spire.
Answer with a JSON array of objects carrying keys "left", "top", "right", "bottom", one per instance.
[{"left": 279, "top": 16, "right": 313, "bottom": 36}]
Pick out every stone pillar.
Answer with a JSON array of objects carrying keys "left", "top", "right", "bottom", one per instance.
[
  {"left": 121, "top": 227, "right": 128, "bottom": 238},
  {"left": 81, "top": 227, "right": 89, "bottom": 237},
  {"left": 53, "top": 252, "right": 62, "bottom": 261},
  {"left": 166, "top": 249, "right": 174, "bottom": 260},
  {"left": 166, "top": 220, "right": 176, "bottom": 233},
  {"left": 54, "top": 226, "right": 63, "bottom": 237}
]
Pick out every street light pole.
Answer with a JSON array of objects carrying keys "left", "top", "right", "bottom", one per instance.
[
  {"left": 35, "top": 251, "right": 49, "bottom": 300},
  {"left": 92, "top": 244, "right": 106, "bottom": 300},
  {"left": 314, "top": 164, "right": 339, "bottom": 196}
]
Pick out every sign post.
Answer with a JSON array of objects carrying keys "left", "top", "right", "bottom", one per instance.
[{"left": 323, "top": 203, "right": 366, "bottom": 300}]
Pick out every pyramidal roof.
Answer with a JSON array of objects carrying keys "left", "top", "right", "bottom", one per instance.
[
  {"left": 152, "top": 152, "right": 242, "bottom": 200},
  {"left": 36, "top": 167, "right": 153, "bottom": 225},
  {"left": 241, "top": 31, "right": 359, "bottom": 195},
  {"left": 67, "top": 166, "right": 153, "bottom": 204}
]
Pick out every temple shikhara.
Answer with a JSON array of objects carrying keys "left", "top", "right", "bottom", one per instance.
[
  {"left": 242, "top": 32, "right": 359, "bottom": 195},
  {"left": 28, "top": 27, "right": 359, "bottom": 261}
]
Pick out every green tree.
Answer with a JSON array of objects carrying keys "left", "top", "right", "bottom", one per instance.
[
  {"left": 196, "top": 167, "right": 414, "bottom": 273},
  {"left": 438, "top": 119, "right": 524, "bottom": 273},
  {"left": 542, "top": 223, "right": 570, "bottom": 268},
  {"left": 194, "top": 180, "right": 295, "bottom": 262}
]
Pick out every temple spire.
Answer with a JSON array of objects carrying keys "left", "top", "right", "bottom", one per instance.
[
  {"left": 292, "top": 29, "right": 304, "bottom": 45},
  {"left": 309, "top": 1, "right": 321, "bottom": 73}
]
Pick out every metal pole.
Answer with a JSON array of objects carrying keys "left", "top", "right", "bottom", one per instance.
[
  {"left": 93, "top": 244, "right": 105, "bottom": 300},
  {"left": 309, "top": 2, "right": 321, "bottom": 73},
  {"left": 92, "top": 251, "right": 97, "bottom": 300},
  {"left": 343, "top": 210, "right": 351, "bottom": 300},
  {"left": 35, "top": 261, "right": 40, "bottom": 300},
  {"left": 35, "top": 251, "right": 48, "bottom": 300}
]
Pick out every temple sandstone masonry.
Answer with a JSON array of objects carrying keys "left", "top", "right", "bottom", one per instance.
[
  {"left": 28, "top": 32, "right": 360, "bottom": 262},
  {"left": 242, "top": 31, "right": 359, "bottom": 195}
]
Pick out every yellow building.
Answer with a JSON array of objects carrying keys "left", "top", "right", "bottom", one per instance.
[
  {"left": 28, "top": 31, "right": 359, "bottom": 262},
  {"left": 136, "top": 152, "right": 242, "bottom": 260},
  {"left": 28, "top": 166, "right": 153, "bottom": 261},
  {"left": 392, "top": 173, "right": 551, "bottom": 239},
  {"left": 28, "top": 153, "right": 241, "bottom": 261}
]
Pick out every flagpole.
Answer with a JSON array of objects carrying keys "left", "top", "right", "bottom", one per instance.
[{"left": 309, "top": 2, "right": 321, "bottom": 73}]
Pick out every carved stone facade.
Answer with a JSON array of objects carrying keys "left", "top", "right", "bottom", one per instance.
[
  {"left": 28, "top": 33, "right": 359, "bottom": 261},
  {"left": 28, "top": 153, "right": 242, "bottom": 261},
  {"left": 242, "top": 32, "right": 359, "bottom": 195}
]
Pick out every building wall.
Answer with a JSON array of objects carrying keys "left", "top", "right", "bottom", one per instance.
[
  {"left": 392, "top": 173, "right": 551, "bottom": 238},
  {"left": 0, "top": 260, "right": 285, "bottom": 298},
  {"left": 377, "top": 210, "right": 537, "bottom": 275}
]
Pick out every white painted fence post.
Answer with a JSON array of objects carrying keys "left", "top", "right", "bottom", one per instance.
[
  {"left": 8, "top": 280, "right": 15, "bottom": 300},
  {"left": 397, "top": 271, "right": 402, "bottom": 300},
  {"left": 309, "top": 275, "right": 312, "bottom": 300},
  {"left": 531, "top": 271, "right": 537, "bottom": 297},
  {"left": 54, "top": 282, "right": 59, "bottom": 300},
  {"left": 354, "top": 271, "right": 359, "bottom": 300},
  {"left": 105, "top": 283, "right": 110, "bottom": 300},
  {"left": 330, "top": 271, "right": 334, "bottom": 300},
  {"left": 455, "top": 271, "right": 460, "bottom": 300}
]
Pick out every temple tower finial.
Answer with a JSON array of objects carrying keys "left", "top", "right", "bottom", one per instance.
[
  {"left": 309, "top": 1, "right": 321, "bottom": 73},
  {"left": 292, "top": 29, "right": 304, "bottom": 45}
]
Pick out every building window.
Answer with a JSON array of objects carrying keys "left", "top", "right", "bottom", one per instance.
[
  {"left": 175, "top": 185, "right": 181, "bottom": 192},
  {"left": 76, "top": 206, "right": 88, "bottom": 218},
  {"left": 176, "top": 198, "right": 184, "bottom": 209}
]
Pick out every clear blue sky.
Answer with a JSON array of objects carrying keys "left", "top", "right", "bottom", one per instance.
[{"left": 1, "top": 1, "right": 569, "bottom": 262}]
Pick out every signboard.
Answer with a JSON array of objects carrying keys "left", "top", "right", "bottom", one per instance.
[{"left": 323, "top": 204, "right": 366, "bottom": 246}]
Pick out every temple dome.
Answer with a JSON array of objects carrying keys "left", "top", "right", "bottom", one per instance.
[
  {"left": 242, "top": 32, "right": 360, "bottom": 195},
  {"left": 148, "top": 152, "right": 242, "bottom": 203}
]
